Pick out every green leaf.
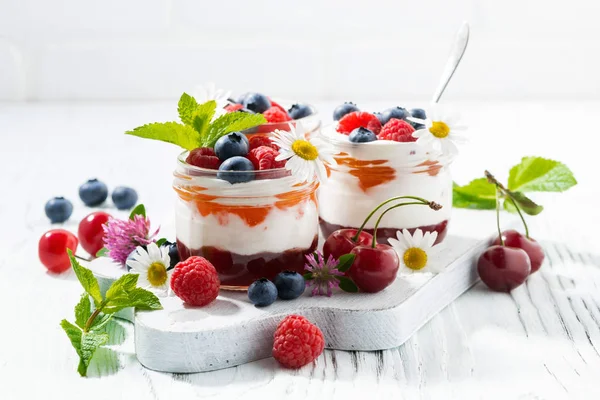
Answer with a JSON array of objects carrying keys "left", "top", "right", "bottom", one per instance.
[
  {"left": 74, "top": 294, "right": 92, "bottom": 329},
  {"left": 105, "top": 273, "right": 139, "bottom": 301},
  {"left": 191, "top": 100, "right": 217, "bottom": 137},
  {"left": 338, "top": 277, "right": 359, "bottom": 293},
  {"left": 505, "top": 191, "right": 544, "bottom": 216},
  {"left": 336, "top": 254, "right": 356, "bottom": 273},
  {"left": 129, "top": 204, "right": 146, "bottom": 220},
  {"left": 507, "top": 156, "right": 577, "bottom": 193},
  {"left": 125, "top": 122, "right": 200, "bottom": 151},
  {"left": 89, "top": 314, "right": 113, "bottom": 332},
  {"left": 203, "top": 112, "right": 266, "bottom": 148},
  {"left": 95, "top": 247, "right": 108, "bottom": 257},
  {"left": 68, "top": 250, "right": 103, "bottom": 308},
  {"left": 452, "top": 179, "right": 497, "bottom": 210},
  {"left": 78, "top": 331, "right": 109, "bottom": 377},
  {"left": 60, "top": 319, "right": 83, "bottom": 358},
  {"left": 155, "top": 238, "right": 168, "bottom": 247},
  {"left": 177, "top": 93, "right": 199, "bottom": 126},
  {"left": 103, "top": 274, "right": 162, "bottom": 314},
  {"left": 303, "top": 272, "right": 314, "bottom": 280}
]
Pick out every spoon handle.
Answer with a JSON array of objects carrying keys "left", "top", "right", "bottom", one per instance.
[{"left": 431, "top": 22, "right": 470, "bottom": 104}]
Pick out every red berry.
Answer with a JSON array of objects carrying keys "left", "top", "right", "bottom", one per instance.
[
  {"left": 377, "top": 118, "right": 416, "bottom": 142},
  {"left": 269, "top": 99, "right": 287, "bottom": 114},
  {"left": 322, "top": 229, "right": 373, "bottom": 261},
  {"left": 263, "top": 106, "right": 291, "bottom": 123},
  {"left": 225, "top": 103, "right": 244, "bottom": 113},
  {"left": 493, "top": 229, "right": 545, "bottom": 274},
  {"left": 78, "top": 212, "right": 111, "bottom": 257},
  {"left": 337, "top": 111, "right": 382, "bottom": 135},
  {"left": 38, "top": 229, "right": 79, "bottom": 273},
  {"left": 249, "top": 135, "right": 278, "bottom": 151},
  {"left": 170, "top": 256, "right": 220, "bottom": 306},
  {"left": 349, "top": 244, "right": 399, "bottom": 293},
  {"left": 186, "top": 147, "right": 222, "bottom": 170},
  {"left": 248, "top": 146, "right": 286, "bottom": 170},
  {"left": 272, "top": 315, "right": 324, "bottom": 369},
  {"left": 477, "top": 245, "right": 531, "bottom": 292}
]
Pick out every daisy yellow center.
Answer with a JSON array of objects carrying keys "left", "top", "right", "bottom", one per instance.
[
  {"left": 429, "top": 121, "right": 450, "bottom": 139},
  {"left": 403, "top": 247, "right": 428, "bottom": 270},
  {"left": 147, "top": 262, "right": 167, "bottom": 287},
  {"left": 291, "top": 139, "right": 318, "bottom": 161}
]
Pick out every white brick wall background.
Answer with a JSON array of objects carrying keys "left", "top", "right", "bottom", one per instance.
[{"left": 0, "top": 0, "right": 599, "bottom": 102}]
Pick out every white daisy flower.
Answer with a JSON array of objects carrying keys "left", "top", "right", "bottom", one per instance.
[
  {"left": 126, "top": 242, "right": 173, "bottom": 297},
  {"left": 192, "top": 82, "right": 232, "bottom": 121},
  {"left": 408, "top": 106, "right": 467, "bottom": 157},
  {"left": 388, "top": 229, "right": 444, "bottom": 275},
  {"left": 271, "top": 122, "right": 336, "bottom": 183}
]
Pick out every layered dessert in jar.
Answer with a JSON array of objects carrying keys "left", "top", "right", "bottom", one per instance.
[{"left": 318, "top": 103, "right": 464, "bottom": 244}]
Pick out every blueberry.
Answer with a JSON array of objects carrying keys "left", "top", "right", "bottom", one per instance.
[
  {"left": 167, "top": 242, "right": 180, "bottom": 269},
  {"left": 374, "top": 111, "right": 386, "bottom": 126},
  {"left": 214, "top": 132, "right": 250, "bottom": 161},
  {"left": 217, "top": 156, "right": 255, "bottom": 184},
  {"left": 248, "top": 278, "right": 278, "bottom": 307},
  {"left": 379, "top": 107, "right": 409, "bottom": 125},
  {"left": 111, "top": 186, "right": 138, "bottom": 210},
  {"left": 410, "top": 108, "right": 427, "bottom": 120},
  {"left": 44, "top": 196, "right": 73, "bottom": 223},
  {"left": 274, "top": 271, "right": 305, "bottom": 300},
  {"left": 242, "top": 93, "right": 271, "bottom": 114},
  {"left": 79, "top": 178, "right": 108, "bottom": 207},
  {"left": 236, "top": 92, "right": 250, "bottom": 104},
  {"left": 333, "top": 102, "right": 360, "bottom": 121},
  {"left": 349, "top": 127, "right": 377, "bottom": 143},
  {"left": 288, "top": 104, "right": 312, "bottom": 120}
]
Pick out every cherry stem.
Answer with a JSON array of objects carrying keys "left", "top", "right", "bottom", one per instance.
[
  {"left": 353, "top": 196, "right": 434, "bottom": 242},
  {"left": 74, "top": 254, "right": 92, "bottom": 262},
  {"left": 508, "top": 197, "right": 530, "bottom": 238},
  {"left": 495, "top": 187, "right": 504, "bottom": 246},
  {"left": 485, "top": 170, "right": 530, "bottom": 239}
]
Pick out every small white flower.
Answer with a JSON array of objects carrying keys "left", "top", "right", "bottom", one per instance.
[
  {"left": 388, "top": 229, "right": 444, "bottom": 275},
  {"left": 126, "top": 242, "right": 172, "bottom": 296},
  {"left": 192, "top": 82, "right": 232, "bottom": 121},
  {"left": 408, "top": 106, "right": 467, "bottom": 157},
  {"left": 271, "top": 122, "right": 336, "bottom": 183}
]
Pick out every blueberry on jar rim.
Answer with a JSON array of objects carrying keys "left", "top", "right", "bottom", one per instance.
[
  {"left": 333, "top": 102, "right": 360, "bottom": 121},
  {"left": 242, "top": 93, "right": 271, "bottom": 114},
  {"left": 288, "top": 104, "right": 312, "bottom": 120},
  {"left": 379, "top": 107, "right": 409, "bottom": 125},
  {"left": 214, "top": 132, "right": 250, "bottom": 161},
  {"left": 217, "top": 156, "right": 255, "bottom": 184},
  {"left": 349, "top": 127, "right": 377, "bottom": 143}
]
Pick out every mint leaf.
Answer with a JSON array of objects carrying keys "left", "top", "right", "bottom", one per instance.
[
  {"left": 191, "top": 100, "right": 217, "bottom": 137},
  {"left": 178, "top": 93, "right": 199, "bottom": 126},
  {"left": 507, "top": 156, "right": 577, "bottom": 193},
  {"left": 337, "top": 254, "right": 356, "bottom": 273},
  {"left": 74, "top": 294, "right": 92, "bottom": 329},
  {"left": 204, "top": 112, "right": 266, "bottom": 148},
  {"left": 129, "top": 204, "right": 146, "bottom": 220},
  {"left": 126, "top": 288, "right": 163, "bottom": 310},
  {"left": 60, "top": 319, "right": 83, "bottom": 358},
  {"left": 452, "top": 179, "right": 497, "bottom": 210},
  {"left": 103, "top": 274, "right": 162, "bottom": 314},
  {"left": 126, "top": 122, "right": 200, "bottom": 151},
  {"left": 68, "top": 250, "right": 103, "bottom": 307},
  {"left": 338, "top": 277, "right": 359, "bottom": 293},
  {"left": 78, "top": 331, "right": 109, "bottom": 377},
  {"left": 95, "top": 247, "right": 108, "bottom": 257},
  {"left": 505, "top": 191, "right": 544, "bottom": 216},
  {"left": 89, "top": 314, "right": 112, "bottom": 332},
  {"left": 105, "top": 273, "right": 139, "bottom": 301}
]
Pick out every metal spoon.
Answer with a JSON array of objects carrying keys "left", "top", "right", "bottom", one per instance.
[{"left": 431, "top": 22, "right": 470, "bottom": 103}]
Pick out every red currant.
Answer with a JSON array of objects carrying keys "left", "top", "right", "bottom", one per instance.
[
  {"left": 78, "top": 211, "right": 111, "bottom": 256},
  {"left": 38, "top": 229, "right": 79, "bottom": 273}
]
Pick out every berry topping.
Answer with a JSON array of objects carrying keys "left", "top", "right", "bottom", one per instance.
[
  {"left": 337, "top": 111, "right": 382, "bottom": 135},
  {"left": 379, "top": 106, "right": 410, "bottom": 125},
  {"left": 186, "top": 147, "right": 222, "bottom": 170},
  {"left": 333, "top": 102, "right": 360, "bottom": 121},
  {"left": 78, "top": 211, "right": 111, "bottom": 256},
  {"left": 249, "top": 135, "right": 278, "bottom": 151},
  {"left": 242, "top": 92, "right": 271, "bottom": 114},
  {"left": 79, "top": 178, "right": 108, "bottom": 207},
  {"left": 410, "top": 108, "right": 427, "bottom": 120},
  {"left": 377, "top": 118, "right": 416, "bottom": 142},
  {"left": 248, "top": 278, "right": 278, "bottom": 307},
  {"left": 170, "top": 256, "right": 220, "bottom": 306},
  {"left": 248, "top": 146, "right": 286, "bottom": 170},
  {"left": 225, "top": 103, "right": 244, "bottom": 113},
  {"left": 214, "top": 132, "right": 250, "bottom": 161},
  {"left": 38, "top": 229, "right": 79, "bottom": 273},
  {"left": 263, "top": 106, "right": 292, "bottom": 123},
  {"left": 269, "top": 99, "right": 287, "bottom": 114},
  {"left": 288, "top": 103, "right": 312, "bottom": 120},
  {"left": 273, "top": 315, "right": 324, "bottom": 369},
  {"left": 45, "top": 197, "right": 73, "bottom": 223},
  {"left": 274, "top": 271, "right": 305, "bottom": 300},
  {"left": 111, "top": 186, "right": 138, "bottom": 210},
  {"left": 348, "top": 127, "right": 377, "bottom": 143},
  {"left": 217, "top": 156, "right": 255, "bottom": 184}
]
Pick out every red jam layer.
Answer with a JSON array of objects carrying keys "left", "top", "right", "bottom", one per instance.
[
  {"left": 177, "top": 236, "right": 318, "bottom": 289},
  {"left": 319, "top": 218, "right": 449, "bottom": 245}
]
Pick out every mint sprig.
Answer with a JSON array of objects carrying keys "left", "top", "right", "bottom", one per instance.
[
  {"left": 126, "top": 93, "right": 266, "bottom": 150},
  {"left": 60, "top": 250, "right": 162, "bottom": 377}
]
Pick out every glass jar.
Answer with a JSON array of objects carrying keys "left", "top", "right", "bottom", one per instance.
[{"left": 317, "top": 125, "right": 453, "bottom": 244}]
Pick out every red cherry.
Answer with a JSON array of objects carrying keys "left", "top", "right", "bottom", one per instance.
[
  {"left": 78, "top": 211, "right": 111, "bottom": 256},
  {"left": 38, "top": 229, "right": 79, "bottom": 273},
  {"left": 323, "top": 229, "right": 373, "bottom": 260},
  {"left": 348, "top": 244, "right": 399, "bottom": 293},
  {"left": 477, "top": 245, "right": 531, "bottom": 292},
  {"left": 493, "top": 229, "right": 544, "bottom": 274}
]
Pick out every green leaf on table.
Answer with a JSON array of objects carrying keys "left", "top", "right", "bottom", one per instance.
[
  {"left": 129, "top": 204, "right": 146, "bottom": 220},
  {"left": 452, "top": 179, "right": 497, "bottom": 210},
  {"left": 68, "top": 250, "right": 103, "bottom": 307},
  {"left": 338, "top": 276, "right": 359, "bottom": 293},
  {"left": 507, "top": 156, "right": 577, "bottom": 193},
  {"left": 203, "top": 112, "right": 266, "bottom": 148},
  {"left": 337, "top": 254, "right": 356, "bottom": 273},
  {"left": 504, "top": 191, "right": 544, "bottom": 216},
  {"left": 177, "top": 92, "right": 199, "bottom": 126},
  {"left": 125, "top": 122, "right": 200, "bottom": 151},
  {"left": 95, "top": 247, "right": 108, "bottom": 257},
  {"left": 78, "top": 331, "right": 109, "bottom": 377},
  {"left": 74, "top": 294, "right": 92, "bottom": 329}
]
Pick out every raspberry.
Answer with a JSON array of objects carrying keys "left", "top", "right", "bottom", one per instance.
[
  {"left": 337, "top": 111, "right": 382, "bottom": 135},
  {"left": 170, "top": 256, "right": 220, "bottom": 306},
  {"left": 269, "top": 99, "right": 287, "bottom": 114},
  {"left": 186, "top": 147, "right": 222, "bottom": 170},
  {"left": 377, "top": 118, "right": 416, "bottom": 142},
  {"left": 248, "top": 146, "right": 286, "bottom": 170},
  {"left": 225, "top": 103, "right": 243, "bottom": 113},
  {"left": 272, "top": 315, "right": 325, "bottom": 369},
  {"left": 249, "top": 135, "right": 278, "bottom": 151},
  {"left": 263, "top": 106, "right": 291, "bottom": 123}
]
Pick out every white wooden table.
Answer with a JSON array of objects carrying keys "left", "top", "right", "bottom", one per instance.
[{"left": 1, "top": 100, "right": 598, "bottom": 399}]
